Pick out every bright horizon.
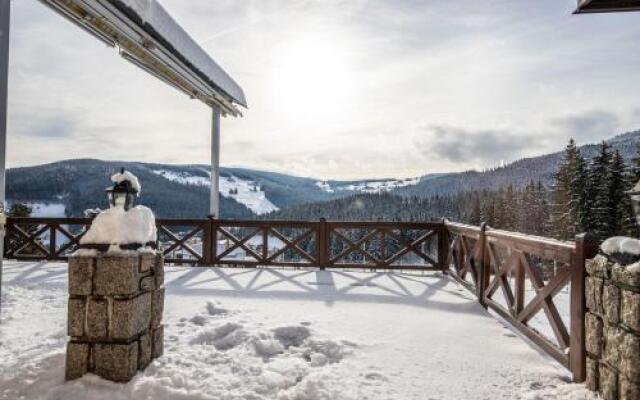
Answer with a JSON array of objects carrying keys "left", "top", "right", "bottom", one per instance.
[{"left": 7, "top": 0, "right": 640, "bottom": 180}]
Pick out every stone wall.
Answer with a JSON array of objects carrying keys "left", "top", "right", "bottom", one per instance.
[
  {"left": 585, "top": 254, "right": 640, "bottom": 400},
  {"left": 65, "top": 252, "right": 165, "bottom": 382}
]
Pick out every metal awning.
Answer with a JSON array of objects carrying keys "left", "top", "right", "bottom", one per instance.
[
  {"left": 575, "top": 0, "right": 640, "bottom": 13},
  {"left": 39, "top": 0, "right": 247, "bottom": 116}
]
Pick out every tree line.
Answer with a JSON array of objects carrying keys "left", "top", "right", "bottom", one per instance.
[{"left": 268, "top": 138, "right": 640, "bottom": 242}]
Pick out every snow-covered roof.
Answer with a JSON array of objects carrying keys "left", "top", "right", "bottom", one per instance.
[
  {"left": 39, "top": 0, "right": 246, "bottom": 114},
  {"left": 112, "top": 0, "right": 246, "bottom": 107}
]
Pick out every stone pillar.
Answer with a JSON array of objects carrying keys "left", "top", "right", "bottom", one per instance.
[
  {"left": 65, "top": 252, "right": 165, "bottom": 382},
  {"left": 585, "top": 254, "right": 640, "bottom": 400}
]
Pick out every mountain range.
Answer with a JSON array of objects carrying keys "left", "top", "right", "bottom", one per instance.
[{"left": 6, "top": 129, "right": 640, "bottom": 219}]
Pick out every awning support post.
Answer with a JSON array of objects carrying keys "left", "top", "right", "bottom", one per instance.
[
  {"left": 210, "top": 106, "right": 221, "bottom": 218},
  {"left": 0, "top": 0, "right": 11, "bottom": 320}
]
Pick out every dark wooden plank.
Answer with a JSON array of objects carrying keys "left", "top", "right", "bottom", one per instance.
[{"left": 570, "top": 233, "right": 598, "bottom": 383}]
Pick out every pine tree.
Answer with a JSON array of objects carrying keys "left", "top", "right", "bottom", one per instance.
[
  {"left": 501, "top": 185, "right": 517, "bottom": 230},
  {"left": 481, "top": 193, "right": 495, "bottom": 227},
  {"left": 585, "top": 141, "right": 613, "bottom": 241},
  {"left": 630, "top": 143, "right": 640, "bottom": 183},
  {"left": 549, "top": 139, "right": 585, "bottom": 240},
  {"left": 533, "top": 181, "right": 549, "bottom": 236},
  {"left": 469, "top": 194, "right": 481, "bottom": 225}
]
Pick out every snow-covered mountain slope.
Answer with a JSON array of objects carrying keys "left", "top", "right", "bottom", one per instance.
[
  {"left": 316, "top": 177, "right": 421, "bottom": 194},
  {"left": 152, "top": 169, "right": 210, "bottom": 187},
  {"left": 152, "top": 169, "right": 279, "bottom": 215},
  {"left": 13, "top": 129, "right": 640, "bottom": 219},
  {"left": 219, "top": 176, "right": 279, "bottom": 215},
  {"left": 17, "top": 202, "right": 67, "bottom": 217}
]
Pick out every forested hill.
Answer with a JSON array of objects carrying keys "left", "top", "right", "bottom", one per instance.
[
  {"left": 5, "top": 160, "right": 376, "bottom": 218},
  {"left": 262, "top": 193, "right": 448, "bottom": 222},
  {"left": 394, "top": 129, "right": 640, "bottom": 198},
  {"left": 6, "top": 129, "right": 640, "bottom": 219}
]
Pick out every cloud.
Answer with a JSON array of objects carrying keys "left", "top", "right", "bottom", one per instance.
[
  {"left": 7, "top": 0, "right": 640, "bottom": 178},
  {"left": 14, "top": 115, "right": 76, "bottom": 139},
  {"left": 549, "top": 110, "right": 621, "bottom": 144},
  {"left": 415, "top": 125, "right": 540, "bottom": 165}
]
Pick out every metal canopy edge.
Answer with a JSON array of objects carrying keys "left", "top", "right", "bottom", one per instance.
[{"left": 38, "top": 0, "right": 246, "bottom": 116}]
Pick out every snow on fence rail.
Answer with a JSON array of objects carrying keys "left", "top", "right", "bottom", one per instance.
[{"left": 2, "top": 216, "right": 599, "bottom": 382}]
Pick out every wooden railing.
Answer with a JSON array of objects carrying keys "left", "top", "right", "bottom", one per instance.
[
  {"left": 4, "top": 217, "right": 92, "bottom": 261},
  {"left": 3, "top": 217, "right": 445, "bottom": 270},
  {"left": 3, "top": 216, "right": 599, "bottom": 382},
  {"left": 443, "top": 220, "right": 598, "bottom": 383}
]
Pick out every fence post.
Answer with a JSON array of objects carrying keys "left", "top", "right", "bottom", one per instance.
[
  {"left": 439, "top": 219, "right": 449, "bottom": 274},
  {"left": 318, "top": 218, "right": 328, "bottom": 270},
  {"left": 477, "top": 222, "right": 488, "bottom": 307},
  {"left": 200, "top": 219, "right": 212, "bottom": 266},
  {"left": 49, "top": 223, "right": 56, "bottom": 261},
  {"left": 209, "top": 217, "right": 218, "bottom": 267},
  {"left": 570, "top": 233, "right": 598, "bottom": 383}
]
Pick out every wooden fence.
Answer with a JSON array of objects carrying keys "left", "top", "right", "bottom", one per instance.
[
  {"left": 3, "top": 217, "right": 444, "bottom": 270},
  {"left": 444, "top": 220, "right": 598, "bottom": 383},
  {"left": 3, "top": 216, "right": 598, "bottom": 382}
]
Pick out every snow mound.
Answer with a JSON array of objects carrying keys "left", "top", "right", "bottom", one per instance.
[
  {"left": 206, "top": 301, "right": 228, "bottom": 316},
  {"left": 189, "top": 315, "right": 208, "bottom": 326},
  {"left": 273, "top": 326, "right": 312, "bottom": 348},
  {"left": 627, "top": 262, "right": 640, "bottom": 274},
  {"left": 190, "top": 322, "right": 247, "bottom": 350},
  {"left": 254, "top": 339, "right": 285, "bottom": 359},
  {"left": 80, "top": 206, "right": 157, "bottom": 247},
  {"left": 600, "top": 236, "right": 640, "bottom": 272},
  {"left": 601, "top": 236, "right": 640, "bottom": 256},
  {"left": 111, "top": 170, "right": 141, "bottom": 194}
]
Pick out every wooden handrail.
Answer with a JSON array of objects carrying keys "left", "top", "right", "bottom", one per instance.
[{"left": 442, "top": 219, "right": 598, "bottom": 383}]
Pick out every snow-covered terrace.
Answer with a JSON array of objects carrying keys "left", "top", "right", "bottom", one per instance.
[{"left": 0, "top": 260, "right": 596, "bottom": 400}]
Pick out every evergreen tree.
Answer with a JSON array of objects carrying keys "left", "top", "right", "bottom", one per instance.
[
  {"left": 584, "top": 142, "right": 613, "bottom": 241},
  {"left": 631, "top": 143, "right": 640, "bottom": 183},
  {"left": 500, "top": 185, "right": 517, "bottom": 230},
  {"left": 549, "top": 139, "right": 585, "bottom": 240},
  {"left": 469, "top": 194, "right": 481, "bottom": 225}
]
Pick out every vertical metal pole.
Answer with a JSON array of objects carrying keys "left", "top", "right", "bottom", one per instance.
[
  {"left": 0, "top": 0, "right": 11, "bottom": 319},
  {"left": 210, "top": 106, "right": 221, "bottom": 218}
]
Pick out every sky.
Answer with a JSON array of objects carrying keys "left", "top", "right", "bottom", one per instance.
[{"left": 6, "top": 0, "right": 640, "bottom": 180}]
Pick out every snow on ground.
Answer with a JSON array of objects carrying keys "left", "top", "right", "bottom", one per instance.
[
  {"left": 153, "top": 170, "right": 211, "bottom": 187},
  {"left": 0, "top": 262, "right": 597, "bottom": 400},
  {"left": 18, "top": 202, "right": 66, "bottom": 218},
  {"left": 316, "top": 178, "right": 421, "bottom": 194},
  {"left": 219, "top": 176, "right": 279, "bottom": 215},
  {"left": 153, "top": 170, "right": 279, "bottom": 215}
]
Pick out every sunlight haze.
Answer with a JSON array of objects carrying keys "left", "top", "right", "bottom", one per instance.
[{"left": 7, "top": 0, "right": 640, "bottom": 179}]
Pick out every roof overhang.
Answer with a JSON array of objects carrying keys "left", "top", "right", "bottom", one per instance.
[
  {"left": 38, "top": 0, "right": 246, "bottom": 117},
  {"left": 575, "top": 0, "right": 640, "bottom": 13}
]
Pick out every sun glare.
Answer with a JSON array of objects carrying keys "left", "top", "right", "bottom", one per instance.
[{"left": 271, "top": 34, "right": 356, "bottom": 121}]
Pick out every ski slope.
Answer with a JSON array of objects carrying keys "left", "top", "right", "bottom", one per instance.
[
  {"left": 316, "top": 177, "right": 421, "bottom": 194},
  {"left": 152, "top": 169, "right": 279, "bottom": 215}
]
